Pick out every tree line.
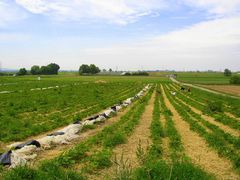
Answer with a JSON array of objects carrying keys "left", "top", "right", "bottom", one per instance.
[{"left": 17, "top": 63, "right": 60, "bottom": 76}]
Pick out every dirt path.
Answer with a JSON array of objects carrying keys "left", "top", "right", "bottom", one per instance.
[
  {"left": 91, "top": 91, "right": 155, "bottom": 180},
  {"left": 225, "top": 112, "right": 240, "bottom": 121},
  {"left": 174, "top": 95, "right": 240, "bottom": 137},
  {"left": 161, "top": 85, "right": 239, "bottom": 180},
  {"left": 32, "top": 103, "right": 136, "bottom": 165}
]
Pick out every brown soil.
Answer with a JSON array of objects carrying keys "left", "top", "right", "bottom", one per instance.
[
  {"left": 161, "top": 85, "right": 239, "bottom": 180},
  {"left": 201, "top": 85, "right": 240, "bottom": 97},
  {"left": 225, "top": 112, "right": 240, "bottom": 121},
  {"left": 91, "top": 91, "right": 155, "bottom": 180}
]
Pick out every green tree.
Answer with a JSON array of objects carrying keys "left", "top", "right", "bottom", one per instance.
[
  {"left": 30, "top": 65, "right": 40, "bottom": 75},
  {"left": 47, "top": 63, "right": 60, "bottom": 74},
  {"left": 89, "top": 64, "right": 100, "bottom": 74},
  {"left": 40, "top": 66, "right": 51, "bottom": 75},
  {"left": 17, "top": 68, "right": 27, "bottom": 76},
  {"left": 109, "top": 68, "right": 112, "bottom": 73},
  {"left": 79, "top": 64, "right": 90, "bottom": 75},
  {"left": 224, "top": 69, "right": 232, "bottom": 76}
]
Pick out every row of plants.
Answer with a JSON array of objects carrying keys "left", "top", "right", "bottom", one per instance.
[
  {"left": 164, "top": 84, "right": 240, "bottom": 169},
  {"left": 171, "top": 83, "right": 240, "bottom": 117},
  {"left": 119, "top": 84, "right": 213, "bottom": 180},
  {"left": 0, "top": 82, "right": 144, "bottom": 142},
  {"left": 1, "top": 86, "right": 154, "bottom": 179},
  {"left": 170, "top": 83, "right": 240, "bottom": 131},
  {"left": 167, "top": 84, "right": 240, "bottom": 147}
]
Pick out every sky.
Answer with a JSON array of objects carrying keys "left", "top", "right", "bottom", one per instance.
[{"left": 0, "top": 0, "right": 240, "bottom": 71}]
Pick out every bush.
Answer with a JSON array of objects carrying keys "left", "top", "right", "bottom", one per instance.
[
  {"left": 205, "top": 100, "right": 223, "bottom": 113},
  {"left": 230, "top": 75, "right": 240, "bottom": 84}
]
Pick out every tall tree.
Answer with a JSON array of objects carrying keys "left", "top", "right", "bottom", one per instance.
[
  {"left": 40, "top": 66, "right": 51, "bottom": 75},
  {"left": 17, "top": 68, "right": 27, "bottom": 76},
  {"left": 79, "top": 64, "right": 100, "bottom": 75},
  {"left": 47, "top": 63, "right": 60, "bottom": 74},
  {"left": 89, "top": 64, "right": 100, "bottom": 74},
  {"left": 224, "top": 69, "right": 232, "bottom": 76},
  {"left": 30, "top": 65, "right": 40, "bottom": 75},
  {"left": 79, "top": 64, "right": 90, "bottom": 75}
]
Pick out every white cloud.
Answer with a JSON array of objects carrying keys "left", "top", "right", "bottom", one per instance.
[
  {"left": 184, "top": 0, "right": 240, "bottom": 17},
  {"left": 78, "top": 17, "right": 240, "bottom": 71},
  {"left": 15, "top": 0, "right": 167, "bottom": 25},
  {"left": 0, "top": 0, "right": 27, "bottom": 27}
]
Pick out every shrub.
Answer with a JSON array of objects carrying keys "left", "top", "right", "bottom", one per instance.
[
  {"left": 230, "top": 75, "right": 240, "bottom": 84},
  {"left": 205, "top": 100, "right": 223, "bottom": 113}
]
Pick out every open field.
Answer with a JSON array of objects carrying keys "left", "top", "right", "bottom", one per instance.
[
  {"left": 200, "top": 85, "right": 240, "bottom": 97},
  {"left": 175, "top": 72, "right": 233, "bottom": 84},
  {"left": 149, "top": 71, "right": 237, "bottom": 85},
  {"left": 1, "top": 75, "right": 240, "bottom": 179}
]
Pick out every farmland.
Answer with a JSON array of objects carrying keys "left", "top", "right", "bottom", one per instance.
[
  {"left": 0, "top": 75, "right": 240, "bottom": 179},
  {"left": 199, "top": 85, "right": 240, "bottom": 97},
  {"left": 175, "top": 72, "right": 232, "bottom": 84}
]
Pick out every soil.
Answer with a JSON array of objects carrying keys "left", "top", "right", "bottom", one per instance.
[{"left": 201, "top": 85, "right": 240, "bottom": 97}]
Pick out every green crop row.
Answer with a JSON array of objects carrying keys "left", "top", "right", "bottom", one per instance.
[
  {"left": 170, "top": 83, "right": 240, "bottom": 131},
  {"left": 125, "top": 84, "right": 213, "bottom": 180},
  {"left": 163, "top": 84, "right": 240, "bottom": 169},
  {"left": 0, "top": 82, "right": 144, "bottom": 142},
  {"left": 1, "top": 86, "right": 154, "bottom": 179},
  {"left": 171, "top": 83, "right": 240, "bottom": 117}
]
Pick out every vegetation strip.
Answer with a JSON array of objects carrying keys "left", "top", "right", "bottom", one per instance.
[
  {"left": 127, "top": 84, "right": 213, "bottom": 180},
  {"left": 162, "top": 85, "right": 239, "bottom": 179}
]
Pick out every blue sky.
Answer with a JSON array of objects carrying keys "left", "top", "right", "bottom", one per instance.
[{"left": 0, "top": 0, "right": 240, "bottom": 71}]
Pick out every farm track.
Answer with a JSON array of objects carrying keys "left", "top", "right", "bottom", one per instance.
[
  {"left": 90, "top": 90, "right": 155, "bottom": 180},
  {"left": 161, "top": 85, "right": 239, "bottom": 179},
  {"left": 173, "top": 93, "right": 240, "bottom": 137},
  {"left": 33, "top": 102, "right": 137, "bottom": 166}
]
